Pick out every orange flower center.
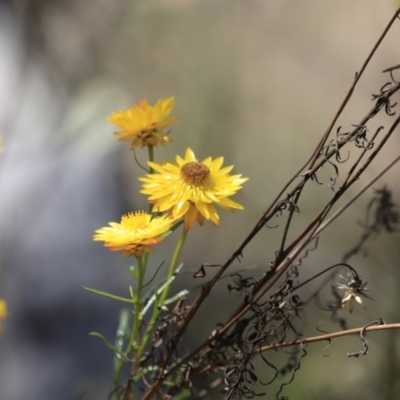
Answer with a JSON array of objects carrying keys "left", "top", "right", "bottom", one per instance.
[{"left": 180, "top": 162, "right": 210, "bottom": 186}]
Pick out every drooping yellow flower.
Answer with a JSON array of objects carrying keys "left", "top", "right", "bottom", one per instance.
[
  {"left": 93, "top": 211, "right": 174, "bottom": 257},
  {"left": 107, "top": 98, "right": 178, "bottom": 149},
  {"left": 139, "top": 148, "right": 248, "bottom": 230},
  {"left": 0, "top": 300, "right": 7, "bottom": 333}
]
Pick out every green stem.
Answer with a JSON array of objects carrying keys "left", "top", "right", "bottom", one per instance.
[
  {"left": 114, "top": 256, "right": 145, "bottom": 399},
  {"left": 126, "top": 258, "right": 146, "bottom": 373},
  {"left": 136, "top": 225, "right": 187, "bottom": 361},
  {"left": 159, "top": 225, "right": 187, "bottom": 306},
  {"left": 113, "top": 309, "right": 130, "bottom": 386},
  {"left": 132, "top": 256, "right": 145, "bottom": 358},
  {"left": 143, "top": 145, "right": 155, "bottom": 269},
  {"left": 148, "top": 144, "right": 154, "bottom": 173}
]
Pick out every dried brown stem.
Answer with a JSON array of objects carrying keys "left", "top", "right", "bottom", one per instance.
[
  {"left": 195, "top": 322, "right": 400, "bottom": 377},
  {"left": 142, "top": 9, "right": 400, "bottom": 399},
  {"left": 313, "top": 154, "right": 400, "bottom": 239}
]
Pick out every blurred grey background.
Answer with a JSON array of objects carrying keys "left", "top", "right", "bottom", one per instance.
[{"left": 0, "top": 1, "right": 400, "bottom": 399}]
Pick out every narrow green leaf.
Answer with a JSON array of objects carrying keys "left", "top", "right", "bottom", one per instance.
[
  {"left": 160, "top": 220, "right": 183, "bottom": 238},
  {"left": 143, "top": 263, "right": 184, "bottom": 300},
  {"left": 142, "top": 263, "right": 184, "bottom": 315},
  {"left": 82, "top": 286, "right": 134, "bottom": 304},
  {"left": 114, "top": 309, "right": 130, "bottom": 374},
  {"left": 164, "top": 289, "right": 189, "bottom": 305},
  {"left": 89, "top": 332, "right": 124, "bottom": 356},
  {"left": 129, "top": 265, "right": 139, "bottom": 281},
  {"left": 129, "top": 285, "right": 135, "bottom": 302}
]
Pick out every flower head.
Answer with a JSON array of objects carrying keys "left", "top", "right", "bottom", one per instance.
[
  {"left": 107, "top": 98, "right": 178, "bottom": 149},
  {"left": 93, "top": 211, "right": 174, "bottom": 257},
  {"left": 0, "top": 300, "right": 7, "bottom": 333},
  {"left": 139, "top": 148, "right": 248, "bottom": 230}
]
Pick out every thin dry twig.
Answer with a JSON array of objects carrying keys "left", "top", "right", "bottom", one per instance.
[{"left": 139, "top": 9, "right": 400, "bottom": 400}]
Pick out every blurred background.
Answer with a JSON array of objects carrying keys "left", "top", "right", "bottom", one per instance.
[{"left": 0, "top": 1, "right": 400, "bottom": 399}]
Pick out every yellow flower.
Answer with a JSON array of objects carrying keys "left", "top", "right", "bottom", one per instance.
[
  {"left": 0, "top": 300, "right": 7, "bottom": 333},
  {"left": 93, "top": 211, "right": 174, "bottom": 257},
  {"left": 139, "top": 148, "right": 248, "bottom": 230},
  {"left": 107, "top": 98, "right": 178, "bottom": 149}
]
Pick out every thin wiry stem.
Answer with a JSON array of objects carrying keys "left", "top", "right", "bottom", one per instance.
[
  {"left": 312, "top": 154, "right": 400, "bottom": 239},
  {"left": 195, "top": 322, "right": 400, "bottom": 376},
  {"left": 142, "top": 9, "right": 400, "bottom": 399},
  {"left": 277, "top": 7, "right": 400, "bottom": 253}
]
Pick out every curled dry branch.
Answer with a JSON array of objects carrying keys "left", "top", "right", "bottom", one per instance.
[{"left": 142, "top": 9, "right": 400, "bottom": 400}]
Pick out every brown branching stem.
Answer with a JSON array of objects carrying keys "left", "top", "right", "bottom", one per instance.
[
  {"left": 312, "top": 154, "right": 400, "bottom": 239},
  {"left": 195, "top": 322, "right": 400, "bottom": 376},
  {"left": 141, "top": 9, "right": 400, "bottom": 400},
  {"left": 295, "top": 154, "right": 400, "bottom": 307},
  {"left": 278, "top": 7, "right": 400, "bottom": 254},
  {"left": 155, "top": 72, "right": 400, "bottom": 396},
  {"left": 212, "top": 111, "right": 400, "bottom": 358}
]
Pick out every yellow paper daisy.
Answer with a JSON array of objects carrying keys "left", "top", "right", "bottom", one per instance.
[
  {"left": 93, "top": 211, "right": 174, "bottom": 257},
  {"left": 0, "top": 300, "right": 7, "bottom": 333},
  {"left": 107, "top": 98, "right": 178, "bottom": 149},
  {"left": 139, "top": 148, "right": 248, "bottom": 230}
]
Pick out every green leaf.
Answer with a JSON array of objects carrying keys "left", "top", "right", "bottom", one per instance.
[
  {"left": 129, "top": 265, "right": 139, "bottom": 281},
  {"left": 164, "top": 289, "right": 189, "bottom": 305},
  {"left": 142, "top": 263, "right": 184, "bottom": 315},
  {"left": 160, "top": 220, "right": 184, "bottom": 238},
  {"left": 114, "top": 309, "right": 130, "bottom": 374},
  {"left": 82, "top": 286, "right": 134, "bottom": 304},
  {"left": 143, "top": 262, "right": 184, "bottom": 301},
  {"left": 89, "top": 332, "right": 124, "bottom": 357},
  {"left": 129, "top": 285, "right": 135, "bottom": 302}
]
